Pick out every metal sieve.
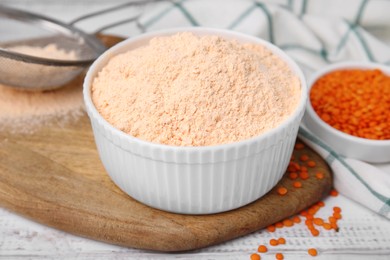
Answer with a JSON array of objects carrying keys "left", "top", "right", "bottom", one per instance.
[{"left": 0, "top": 1, "right": 160, "bottom": 91}]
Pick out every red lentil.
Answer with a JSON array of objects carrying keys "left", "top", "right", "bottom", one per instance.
[
  {"left": 275, "top": 222, "right": 284, "bottom": 228},
  {"left": 307, "top": 160, "right": 316, "bottom": 167},
  {"left": 270, "top": 239, "right": 279, "bottom": 246},
  {"left": 292, "top": 216, "right": 301, "bottom": 223},
  {"left": 258, "top": 245, "right": 268, "bottom": 253},
  {"left": 313, "top": 218, "right": 324, "bottom": 226},
  {"left": 310, "top": 69, "right": 390, "bottom": 140},
  {"left": 293, "top": 181, "right": 302, "bottom": 188},
  {"left": 315, "top": 172, "right": 324, "bottom": 179},
  {"left": 308, "top": 248, "right": 318, "bottom": 256},
  {"left": 294, "top": 143, "right": 305, "bottom": 150},
  {"left": 300, "top": 154, "right": 309, "bottom": 161},
  {"left": 277, "top": 187, "right": 288, "bottom": 196},
  {"left": 282, "top": 219, "right": 294, "bottom": 227},
  {"left": 330, "top": 189, "right": 339, "bottom": 197},
  {"left": 267, "top": 225, "right": 276, "bottom": 232},
  {"left": 299, "top": 171, "right": 310, "bottom": 180},
  {"left": 289, "top": 172, "right": 299, "bottom": 180}
]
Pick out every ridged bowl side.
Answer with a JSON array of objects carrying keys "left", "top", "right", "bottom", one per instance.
[{"left": 84, "top": 27, "right": 307, "bottom": 214}]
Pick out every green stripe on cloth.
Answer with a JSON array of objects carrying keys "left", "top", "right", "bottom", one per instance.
[
  {"left": 326, "top": 153, "right": 336, "bottom": 164},
  {"left": 336, "top": 25, "right": 352, "bottom": 53},
  {"left": 288, "top": 0, "right": 294, "bottom": 10},
  {"left": 174, "top": 1, "right": 199, "bottom": 26},
  {"left": 299, "top": 127, "right": 390, "bottom": 206},
  {"left": 300, "top": 0, "right": 308, "bottom": 17},
  {"left": 142, "top": 1, "right": 177, "bottom": 28},
  {"left": 228, "top": 3, "right": 257, "bottom": 29},
  {"left": 379, "top": 202, "right": 390, "bottom": 216},
  {"left": 350, "top": 25, "right": 375, "bottom": 61},
  {"left": 142, "top": 0, "right": 199, "bottom": 29},
  {"left": 255, "top": 2, "right": 275, "bottom": 43},
  {"left": 354, "top": 0, "right": 369, "bottom": 25}
]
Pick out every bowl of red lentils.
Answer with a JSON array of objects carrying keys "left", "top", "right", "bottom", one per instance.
[{"left": 304, "top": 61, "right": 390, "bottom": 163}]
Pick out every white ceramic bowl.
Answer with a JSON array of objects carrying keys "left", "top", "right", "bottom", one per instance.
[
  {"left": 83, "top": 28, "right": 307, "bottom": 214},
  {"left": 304, "top": 62, "right": 390, "bottom": 163}
]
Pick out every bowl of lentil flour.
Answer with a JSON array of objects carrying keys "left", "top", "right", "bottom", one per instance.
[{"left": 83, "top": 28, "right": 307, "bottom": 214}]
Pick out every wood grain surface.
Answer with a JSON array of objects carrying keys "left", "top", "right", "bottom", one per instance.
[{"left": 0, "top": 35, "right": 333, "bottom": 252}]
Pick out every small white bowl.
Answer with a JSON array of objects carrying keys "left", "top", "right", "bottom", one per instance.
[
  {"left": 83, "top": 28, "right": 307, "bottom": 214},
  {"left": 304, "top": 62, "right": 390, "bottom": 163}
]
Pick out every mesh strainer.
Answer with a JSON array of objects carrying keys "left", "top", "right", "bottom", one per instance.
[{"left": 0, "top": 1, "right": 159, "bottom": 91}]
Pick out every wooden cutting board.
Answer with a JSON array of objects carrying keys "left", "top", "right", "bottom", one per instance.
[{"left": 0, "top": 35, "right": 332, "bottom": 252}]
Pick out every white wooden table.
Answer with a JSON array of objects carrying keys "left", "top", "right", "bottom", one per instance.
[{"left": 1, "top": 1, "right": 390, "bottom": 259}]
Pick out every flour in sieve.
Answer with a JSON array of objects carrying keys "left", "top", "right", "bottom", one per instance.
[
  {"left": 8, "top": 44, "right": 77, "bottom": 60},
  {"left": 0, "top": 44, "right": 84, "bottom": 134}
]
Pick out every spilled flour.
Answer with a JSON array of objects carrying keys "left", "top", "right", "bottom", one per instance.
[
  {"left": 0, "top": 78, "right": 84, "bottom": 134},
  {"left": 92, "top": 32, "right": 301, "bottom": 146},
  {"left": 8, "top": 44, "right": 77, "bottom": 60}
]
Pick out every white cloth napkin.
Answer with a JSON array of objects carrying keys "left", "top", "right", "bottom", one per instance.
[{"left": 116, "top": 0, "right": 390, "bottom": 218}]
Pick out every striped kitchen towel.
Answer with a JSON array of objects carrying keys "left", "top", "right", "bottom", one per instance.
[{"left": 133, "top": 0, "right": 390, "bottom": 77}]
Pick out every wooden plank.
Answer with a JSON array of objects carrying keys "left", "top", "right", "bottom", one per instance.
[{"left": 0, "top": 35, "right": 332, "bottom": 252}]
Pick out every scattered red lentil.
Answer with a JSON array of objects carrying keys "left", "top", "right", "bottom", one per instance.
[
  {"left": 288, "top": 161, "right": 300, "bottom": 172},
  {"left": 293, "top": 181, "right": 302, "bottom": 188},
  {"left": 275, "top": 222, "right": 284, "bottom": 228},
  {"left": 310, "top": 228, "right": 320, "bottom": 236},
  {"left": 310, "top": 68, "right": 390, "bottom": 140},
  {"left": 307, "top": 160, "right": 316, "bottom": 167},
  {"left": 313, "top": 218, "right": 324, "bottom": 226},
  {"left": 315, "top": 172, "right": 324, "bottom": 179},
  {"left": 267, "top": 225, "right": 276, "bottom": 233},
  {"left": 333, "top": 206, "right": 342, "bottom": 213},
  {"left": 289, "top": 172, "right": 298, "bottom": 180},
  {"left": 258, "top": 245, "right": 268, "bottom": 253},
  {"left": 278, "top": 237, "right": 286, "bottom": 244},
  {"left": 270, "top": 239, "right": 279, "bottom": 246},
  {"left": 277, "top": 187, "right": 288, "bottom": 196},
  {"left": 300, "top": 210, "right": 308, "bottom": 217},
  {"left": 333, "top": 212, "right": 342, "bottom": 220},
  {"left": 323, "top": 223, "right": 332, "bottom": 230},
  {"left": 305, "top": 219, "right": 314, "bottom": 227},
  {"left": 300, "top": 154, "right": 309, "bottom": 161},
  {"left": 294, "top": 143, "right": 305, "bottom": 150},
  {"left": 250, "top": 145, "right": 344, "bottom": 259},
  {"left": 308, "top": 207, "right": 317, "bottom": 215},
  {"left": 299, "top": 171, "right": 309, "bottom": 180},
  {"left": 329, "top": 216, "right": 337, "bottom": 223},
  {"left": 292, "top": 216, "right": 301, "bottom": 223},
  {"left": 330, "top": 189, "right": 339, "bottom": 197},
  {"left": 282, "top": 219, "right": 294, "bottom": 227},
  {"left": 312, "top": 205, "right": 321, "bottom": 211},
  {"left": 308, "top": 248, "right": 318, "bottom": 256}
]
